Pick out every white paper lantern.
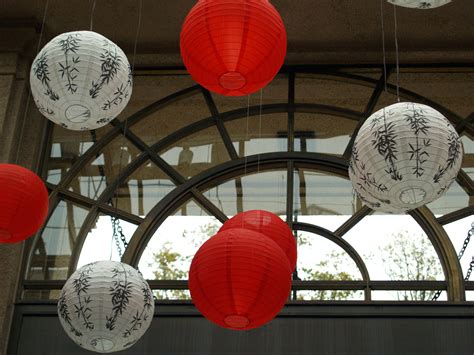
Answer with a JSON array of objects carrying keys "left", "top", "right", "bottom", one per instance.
[
  {"left": 30, "top": 31, "right": 132, "bottom": 131},
  {"left": 349, "top": 102, "right": 463, "bottom": 213},
  {"left": 58, "top": 261, "right": 154, "bottom": 353},
  {"left": 387, "top": 0, "right": 451, "bottom": 9}
]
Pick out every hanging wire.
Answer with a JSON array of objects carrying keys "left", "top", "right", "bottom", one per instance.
[
  {"left": 393, "top": 4, "right": 401, "bottom": 102},
  {"left": 256, "top": 88, "right": 263, "bottom": 174},
  {"left": 14, "top": 0, "right": 50, "bottom": 164},
  {"left": 110, "top": 0, "right": 143, "bottom": 259},
  {"left": 380, "top": 0, "right": 388, "bottom": 92},
  {"left": 89, "top": 0, "right": 97, "bottom": 31}
]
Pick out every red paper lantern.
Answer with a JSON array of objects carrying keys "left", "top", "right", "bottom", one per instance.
[
  {"left": 0, "top": 164, "right": 48, "bottom": 243},
  {"left": 180, "top": 0, "right": 287, "bottom": 96},
  {"left": 189, "top": 228, "right": 291, "bottom": 330},
  {"left": 220, "top": 210, "right": 297, "bottom": 271}
]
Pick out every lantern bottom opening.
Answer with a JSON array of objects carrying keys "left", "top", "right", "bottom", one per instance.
[
  {"left": 0, "top": 229, "right": 11, "bottom": 241},
  {"left": 92, "top": 337, "right": 114, "bottom": 352},
  {"left": 399, "top": 187, "right": 427, "bottom": 205},
  {"left": 219, "top": 72, "right": 246, "bottom": 90},
  {"left": 224, "top": 314, "right": 250, "bottom": 329}
]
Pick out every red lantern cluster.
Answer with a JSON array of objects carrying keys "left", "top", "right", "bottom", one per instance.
[
  {"left": 180, "top": 0, "right": 287, "bottom": 96},
  {"left": 189, "top": 210, "right": 296, "bottom": 330},
  {"left": 0, "top": 164, "right": 49, "bottom": 243}
]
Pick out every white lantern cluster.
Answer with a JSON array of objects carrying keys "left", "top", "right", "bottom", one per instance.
[
  {"left": 387, "top": 0, "right": 452, "bottom": 9},
  {"left": 30, "top": 31, "right": 132, "bottom": 131},
  {"left": 349, "top": 102, "right": 462, "bottom": 214},
  {"left": 58, "top": 261, "right": 154, "bottom": 353}
]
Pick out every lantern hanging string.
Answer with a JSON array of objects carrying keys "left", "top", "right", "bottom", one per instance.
[
  {"left": 257, "top": 88, "right": 263, "bottom": 175},
  {"left": 110, "top": 0, "right": 143, "bottom": 259},
  {"left": 14, "top": 0, "right": 50, "bottom": 164},
  {"left": 89, "top": 0, "right": 97, "bottom": 31},
  {"left": 393, "top": 4, "right": 401, "bottom": 102},
  {"left": 380, "top": 0, "right": 388, "bottom": 92}
]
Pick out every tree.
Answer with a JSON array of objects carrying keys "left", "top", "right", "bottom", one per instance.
[
  {"left": 150, "top": 221, "right": 219, "bottom": 300},
  {"left": 379, "top": 231, "right": 443, "bottom": 301}
]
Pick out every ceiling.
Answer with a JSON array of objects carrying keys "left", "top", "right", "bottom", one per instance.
[{"left": 0, "top": 0, "right": 473, "bottom": 65}]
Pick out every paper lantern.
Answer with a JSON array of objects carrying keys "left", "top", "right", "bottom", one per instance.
[
  {"left": 0, "top": 164, "right": 48, "bottom": 243},
  {"left": 58, "top": 261, "right": 154, "bottom": 353},
  {"left": 219, "top": 210, "right": 297, "bottom": 270},
  {"left": 30, "top": 31, "right": 132, "bottom": 131},
  {"left": 180, "top": 0, "right": 287, "bottom": 96},
  {"left": 189, "top": 228, "right": 291, "bottom": 330},
  {"left": 387, "top": 0, "right": 451, "bottom": 8},
  {"left": 349, "top": 102, "right": 463, "bottom": 213}
]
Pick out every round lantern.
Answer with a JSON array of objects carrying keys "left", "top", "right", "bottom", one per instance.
[
  {"left": 180, "top": 0, "right": 287, "bottom": 96},
  {"left": 189, "top": 228, "right": 291, "bottom": 330},
  {"left": 349, "top": 102, "right": 463, "bottom": 213},
  {"left": 387, "top": 0, "right": 451, "bottom": 8},
  {"left": 58, "top": 261, "right": 154, "bottom": 353},
  {"left": 219, "top": 210, "right": 297, "bottom": 270},
  {"left": 0, "top": 164, "right": 48, "bottom": 243},
  {"left": 30, "top": 31, "right": 132, "bottom": 131}
]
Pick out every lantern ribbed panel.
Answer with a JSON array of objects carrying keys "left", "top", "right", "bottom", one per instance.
[
  {"left": 387, "top": 0, "right": 451, "bottom": 8},
  {"left": 349, "top": 102, "right": 463, "bottom": 213},
  {"left": 189, "top": 228, "right": 291, "bottom": 330},
  {"left": 219, "top": 210, "right": 297, "bottom": 270},
  {"left": 180, "top": 0, "right": 287, "bottom": 96},
  {"left": 0, "top": 164, "right": 48, "bottom": 243},
  {"left": 30, "top": 31, "right": 132, "bottom": 131},
  {"left": 58, "top": 261, "right": 154, "bottom": 353}
]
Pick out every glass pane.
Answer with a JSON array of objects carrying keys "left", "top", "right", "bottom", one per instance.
[
  {"left": 389, "top": 71, "right": 474, "bottom": 117},
  {"left": 296, "top": 290, "right": 364, "bottom": 301},
  {"left": 130, "top": 87, "right": 209, "bottom": 146},
  {"left": 110, "top": 161, "right": 175, "bottom": 217},
  {"left": 154, "top": 289, "right": 191, "bottom": 301},
  {"left": 461, "top": 135, "right": 474, "bottom": 179},
  {"left": 66, "top": 135, "right": 141, "bottom": 199},
  {"left": 225, "top": 113, "right": 288, "bottom": 156},
  {"left": 203, "top": 170, "right": 287, "bottom": 217},
  {"left": 77, "top": 215, "right": 137, "bottom": 269},
  {"left": 295, "top": 74, "right": 375, "bottom": 112},
  {"left": 344, "top": 214, "right": 444, "bottom": 281},
  {"left": 293, "top": 169, "right": 361, "bottom": 231},
  {"left": 118, "top": 74, "right": 198, "bottom": 122},
  {"left": 296, "top": 231, "right": 362, "bottom": 281},
  {"left": 46, "top": 125, "right": 110, "bottom": 185},
  {"left": 159, "top": 126, "right": 230, "bottom": 179},
  {"left": 294, "top": 113, "right": 357, "bottom": 155},
  {"left": 28, "top": 201, "right": 88, "bottom": 280},
  {"left": 427, "top": 180, "right": 470, "bottom": 216},
  {"left": 213, "top": 74, "right": 288, "bottom": 113},
  {"left": 443, "top": 217, "right": 474, "bottom": 279},
  {"left": 139, "top": 199, "right": 222, "bottom": 290},
  {"left": 23, "top": 289, "right": 61, "bottom": 300}
]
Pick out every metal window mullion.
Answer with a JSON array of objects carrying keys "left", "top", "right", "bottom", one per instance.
[
  {"left": 334, "top": 206, "right": 373, "bottom": 238},
  {"left": 201, "top": 88, "right": 239, "bottom": 160}
]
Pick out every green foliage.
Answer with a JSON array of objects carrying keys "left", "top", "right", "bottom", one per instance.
[{"left": 380, "top": 232, "right": 443, "bottom": 301}]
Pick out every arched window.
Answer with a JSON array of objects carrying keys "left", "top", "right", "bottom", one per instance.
[{"left": 24, "top": 66, "right": 474, "bottom": 302}]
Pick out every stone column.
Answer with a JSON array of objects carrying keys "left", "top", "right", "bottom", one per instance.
[{"left": 0, "top": 24, "right": 48, "bottom": 355}]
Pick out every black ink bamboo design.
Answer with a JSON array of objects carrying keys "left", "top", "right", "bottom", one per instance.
[
  {"left": 32, "top": 51, "right": 59, "bottom": 101},
  {"left": 433, "top": 130, "right": 462, "bottom": 183},
  {"left": 58, "top": 34, "right": 81, "bottom": 94},
  {"left": 58, "top": 290, "right": 83, "bottom": 337},
  {"left": 350, "top": 143, "right": 390, "bottom": 207},
  {"left": 36, "top": 101, "right": 54, "bottom": 116},
  {"left": 405, "top": 104, "right": 431, "bottom": 178},
  {"left": 90, "top": 41, "right": 123, "bottom": 99},
  {"left": 102, "top": 65, "right": 132, "bottom": 111},
  {"left": 72, "top": 265, "right": 94, "bottom": 330},
  {"left": 106, "top": 266, "right": 133, "bottom": 331},
  {"left": 418, "top": 2, "right": 432, "bottom": 8},
  {"left": 123, "top": 283, "right": 153, "bottom": 338},
  {"left": 371, "top": 110, "right": 402, "bottom": 181}
]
